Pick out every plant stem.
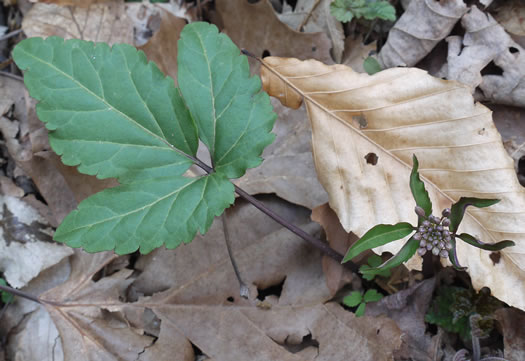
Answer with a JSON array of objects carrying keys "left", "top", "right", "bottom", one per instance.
[
  {"left": 221, "top": 211, "right": 250, "bottom": 298},
  {"left": 187, "top": 154, "right": 357, "bottom": 272},
  {"left": 0, "top": 284, "right": 41, "bottom": 304}
]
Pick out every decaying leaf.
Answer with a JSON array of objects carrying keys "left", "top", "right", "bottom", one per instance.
[
  {"left": 445, "top": 6, "right": 525, "bottom": 107},
  {"left": 492, "top": 0, "right": 525, "bottom": 37},
  {"left": 216, "top": 0, "right": 332, "bottom": 66},
  {"left": 342, "top": 36, "right": 377, "bottom": 73},
  {"left": 260, "top": 56, "right": 525, "bottom": 311},
  {"left": 278, "top": 0, "right": 345, "bottom": 63},
  {"left": 235, "top": 99, "right": 327, "bottom": 210},
  {"left": 29, "top": 0, "right": 112, "bottom": 6},
  {"left": 495, "top": 307, "right": 525, "bottom": 361},
  {"left": 22, "top": 2, "right": 135, "bottom": 44},
  {"left": 378, "top": 0, "right": 467, "bottom": 67}
]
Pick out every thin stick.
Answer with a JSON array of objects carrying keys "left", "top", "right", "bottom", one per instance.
[
  {"left": 221, "top": 211, "right": 249, "bottom": 299},
  {"left": 297, "top": 0, "right": 321, "bottom": 31},
  {"left": 0, "top": 71, "right": 23, "bottom": 81},
  {"left": 0, "top": 29, "right": 23, "bottom": 42},
  {"left": 0, "top": 284, "right": 41, "bottom": 304}
]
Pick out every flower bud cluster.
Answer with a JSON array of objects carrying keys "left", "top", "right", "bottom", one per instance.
[{"left": 414, "top": 207, "right": 452, "bottom": 258}]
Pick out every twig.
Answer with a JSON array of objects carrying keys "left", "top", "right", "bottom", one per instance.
[
  {"left": 0, "top": 284, "right": 41, "bottom": 304},
  {"left": 221, "top": 211, "right": 249, "bottom": 299},
  {"left": 0, "top": 71, "right": 23, "bottom": 81},
  {"left": 297, "top": 0, "right": 321, "bottom": 31},
  {"left": 0, "top": 29, "right": 23, "bottom": 42}
]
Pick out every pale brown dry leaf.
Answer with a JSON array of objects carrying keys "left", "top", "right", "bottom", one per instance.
[
  {"left": 260, "top": 56, "right": 525, "bottom": 311},
  {"left": 378, "top": 0, "right": 467, "bottom": 68},
  {"left": 22, "top": 2, "right": 135, "bottom": 44},
  {"left": 278, "top": 0, "right": 345, "bottom": 63},
  {"left": 234, "top": 99, "right": 327, "bottom": 210},
  {"left": 445, "top": 6, "right": 525, "bottom": 107},
  {"left": 311, "top": 203, "right": 357, "bottom": 296},
  {"left": 38, "top": 251, "right": 155, "bottom": 361},
  {"left": 495, "top": 307, "right": 525, "bottom": 361},
  {"left": 216, "top": 0, "right": 332, "bottom": 66},
  {"left": 342, "top": 36, "right": 377, "bottom": 73},
  {"left": 29, "top": 0, "right": 112, "bottom": 6}
]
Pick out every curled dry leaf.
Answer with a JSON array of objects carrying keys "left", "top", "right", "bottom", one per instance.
[
  {"left": 378, "top": 0, "right": 467, "bottom": 68},
  {"left": 445, "top": 6, "right": 525, "bottom": 107},
  {"left": 260, "top": 56, "right": 525, "bottom": 311},
  {"left": 29, "top": 0, "right": 112, "bottom": 6}
]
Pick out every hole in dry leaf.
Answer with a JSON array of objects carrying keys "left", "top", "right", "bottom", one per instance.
[
  {"left": 311, "top": 46, "right": 317, "bottom": 52},
  {"left": 365, "top": 153, "right": 378, "bottom": 165},
  {"left": 281, "top": 333, "right": 319, "bottom": 354},
  {"left": 262, "top": 49, "right": 271, "bottom": 58},
  {"left": 246, "top": 0, "right": 261, "bottom": 4},
  {"left": 226, "top": 296, "right": 234, "bottom": 303},
  {"left": 509, "top": 47, "right": 519, "bottom": 54},
  {"left": 490, "top": 252, "right": 501, "bottom": 265},
  {"left": 191, "top": 342, "right": 207, "bottom": 358},
  {"left": 256, "top": 277, "right": 286, "bottom": 301},
  {"left": 480, "top": 61, "right": 504, "bottom": 76}
]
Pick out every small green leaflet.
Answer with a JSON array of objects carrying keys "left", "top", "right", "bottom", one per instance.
[
  {"left": 363, "top": 56, "right": 381, "bottom": 75},
  {"left": 342, "top": 289, "right": 383, "bottom": 317},
  {"left": 13, "top": 23, "right": 276, "bottom": 254},
  {"left": 0, "top": 278, "right": 14, "bottom": 304},
  {"left": 449, "top": 197, "right": 499, "bottom": 233},
  {"left": 343, "top": 222, "right": 414, "bottom": 262},
  {"left": 330, "top": 0, "right": 396, "bottom": 23},
  {"left": 410, "top": 155, "right": 432, "bottom": 220}
]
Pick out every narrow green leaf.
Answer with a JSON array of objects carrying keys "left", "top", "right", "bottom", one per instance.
[
  {"left": 360, "top": 236, "right": 419, "bottom": 275},
  {"left": 363, "top": 56, "right": 381, "bottom": 75},
  {"left": 355, "top": 302, "right": 366, "bottom": 317},
  {"left": 343, "top": 291, "right": 362, "bottom": 307},
  {"left": 449, "top": 198, "right": 500, "bottom": 233},
  {"left": 410, "top": 155, "right": 432, "bottom": 219},
  {"left": 448, "top": 237, "right": 466, "bottom": 270},
  {"left": 54, "top": 173, "right": 234, "bottom": 254},
  {"left": 13, "top": 37, "right": 198, "bottom": 184},
  {"left": 456, "top": 233, "right": 515, "bottom": 252},
  {"left": 363, "top": 289, "right": 383, "bottom": 303},
  {"left": 0, "top": 278, "right": 14, "bottom": 304},
  {"left": 178, "top": 22, "right": 276, "bottom": 179},
  {"left": 343, "top": 222, "right": 414, "bottom": 262}
]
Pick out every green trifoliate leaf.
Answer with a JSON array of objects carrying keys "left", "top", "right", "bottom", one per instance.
[
  {"left": 364, "top": 1, "right": 396, "bottom": 21},
  {"left": 55, "top": 173, "right": 234, "bottom": 254},
  {"left": 343, "top": 291, "right": 363, "bottom": 307},
  {"left": 449, "top": 197, "right": 500, "bottom": 233},
  {"left": 178, "top": 22, "right": 276, "bottom": 179},
  {"left": 410, "top": 155, "right": 432, "bottom": 220},
  {"left": 360, "top": 236, "right": 419, "bottom": 276},
  {"left": 12, "top": 32, "right": 251, "bottom": 254},
  {"left": 0, "top": 278, "right": 14, "bottom": 304},
  {"left": 363, "top": 289, "right": 383, "bottom": 303},
  {"left": 343, "top": 222, "right": 414, "bottom": 262},
  {"left": 355, "top": 302, "right": 366, "bottom": 317},
  {"left": 363, "top": 56, "right": 382, "bottom": 75},
  {"left": 360, "top": 254, "right": 391, "bottom": 280},
  {"left": 456, "top": 233, "right": 515, "bottom": 252},
  {"left": 13, "top": 37, "right": 198, "bottom": 183}
]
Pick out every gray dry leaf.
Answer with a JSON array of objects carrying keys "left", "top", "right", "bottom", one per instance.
[
  {"left": 216, "top": 0, "right": 332, "bottom": 67},
  {"left": 234, "top": 99, "right": 327, "bottom": 210},
  {"left": 277, "top": 0, "right": 345, "bottom": 63},
  {"left": 378, "top": 0, "right": 467, "bottom": 68},
  {"left": 444, "top": 6, "right": 525, "bottom": 107}
]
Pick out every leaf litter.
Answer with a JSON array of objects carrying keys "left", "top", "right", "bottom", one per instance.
[{"left": 2, "top": 0, "right": 525, "bottom": 360}]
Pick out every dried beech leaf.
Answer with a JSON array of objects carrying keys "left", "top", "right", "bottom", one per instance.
[
  {"left": 378, "top": 0, "right": 467, "bottom": 67},
  {"left": 260, "top": 56, "right": 525, "bottom": 311}
]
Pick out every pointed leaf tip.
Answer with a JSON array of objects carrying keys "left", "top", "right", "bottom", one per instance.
[
  {"left": 449, "top": 197, "right": 500, "bottom": 233},
  {"left": 343, "top": 222, "right": 414, "bottom": 263},
  {"left": 456, "top": 233, "right": 515, "bottom": 252}
]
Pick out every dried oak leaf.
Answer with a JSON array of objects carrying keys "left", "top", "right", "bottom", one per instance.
[
  {"left": 378, "top": 0, "right": 467, "bottom": 68},
  {"left": 260, "top": 56, "right": 525, "bottom": 311},
  {"left": 216, "top": 0, "right": 332, "bottom": 65},
  {"left": 445, "top": 6, "right": 525, "bottom": 107}
]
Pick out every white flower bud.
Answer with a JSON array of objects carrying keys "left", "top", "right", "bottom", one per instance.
[
  {"left": 418, "top": 247, "right": 427, "bottom": 256},
  {"left": 442, "top": 208, "right": 451, "bottom": 217},
  {"left": 445, "top": 242, "right": 453, "bottom": 250},
  {"left": 419, "top": 240, "right": 427, "bottom": 247},
  {"left": 439, "top": 250, "right": 449, "bottom": 258},
  {"left": 426, "top": 243, "right": 433, "bottom": 250},
  {"left": 442, "top": 218, "right": 450, "bottom": 227},
  {"left": 415, "top": 206, "right": 426, "bottom": 218},
  {"left": 432, "top": 247, "right": 440, "bottom": 256}
]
